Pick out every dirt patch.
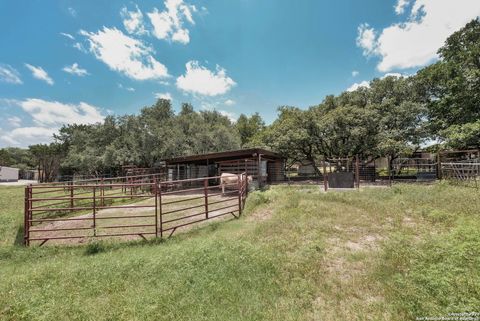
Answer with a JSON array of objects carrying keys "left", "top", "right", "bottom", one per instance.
[{"left": 246, "top": 208, "right": 273, "bottom": 222}]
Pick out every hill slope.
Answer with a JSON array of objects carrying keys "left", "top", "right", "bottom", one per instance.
[{"left": 1, "top": 184, "right": 479, "bottom": 320}]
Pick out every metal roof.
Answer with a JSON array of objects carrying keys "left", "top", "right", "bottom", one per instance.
[{"left": 163, "top": 148, "right": 284, "bottom": 165}]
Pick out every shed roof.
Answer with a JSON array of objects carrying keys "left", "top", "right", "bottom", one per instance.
[{"left": 163, "top": 148, "right": 284, "bottom": 165}]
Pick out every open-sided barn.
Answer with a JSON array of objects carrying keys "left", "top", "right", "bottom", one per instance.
[{"left": 163, "top": 148, "right": 285, "bottom": 186}]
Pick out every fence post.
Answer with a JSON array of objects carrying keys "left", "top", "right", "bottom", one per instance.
[
  {"left": 100, "top": 177, "right": 105, "bottom": 207},
  {"left": 24, "top": 185, "right": 30, "bottom": 246},
  {"left": 204, "top": 178, "right": 209, "bottom": 219},
  {"left": 437, "top": 151, "right": 442, "bottom": 179},
  {"left": 159, "top": 182, "right": 163, "bottom": 239},
  {"left": 27, "top": 184, "right": 32, "bottom": 246},
  {"left": 70, "top": 181, "right": 74, "bottom": 212},
  {"left": 154, "top": 177, "right": 158, "bottom": 238},
  {"left": 355, "top": 155, "right": 360, "bottom": 189},
  {"left": 322, "top": 160, "right": 328, "bottom": 192},
  {"left": 388, "top": 155, "right": 392, "bottom": 187},
  {"left": 92, "top": 187, "right": 96, "bottom": 237},
  {"left": 237, "top": 174, "right": 242, "bottom": 216}
]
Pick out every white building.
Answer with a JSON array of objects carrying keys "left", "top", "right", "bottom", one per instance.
[{"left": 0, "top": 166, "right": 19, "bottom": 182}]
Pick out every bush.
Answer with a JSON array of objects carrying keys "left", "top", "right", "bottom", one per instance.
[{"left": 84, "top": 242, "right": 105, "bottom": 255}]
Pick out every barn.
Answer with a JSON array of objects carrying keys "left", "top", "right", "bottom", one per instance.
[
  {"left": 0, "top": 166, "right": 19, "bottom": 182},
  {"left": 163, "top": 148, "right": 285, "bottom": 187}
]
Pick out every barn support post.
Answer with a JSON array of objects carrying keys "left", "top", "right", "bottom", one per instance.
[
  {"left": 204, "top": 178, "right": 209, "bottom": 219},
  {"left": 355, "top": 155, "right": 360, "bottom": 189},
  {"left": 257, "top": 153, "right": 262, "bottom": 188}
]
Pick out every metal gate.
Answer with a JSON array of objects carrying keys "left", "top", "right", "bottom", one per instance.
[{"left": 24, "top": 173, "right": 248, "bottom": 246}]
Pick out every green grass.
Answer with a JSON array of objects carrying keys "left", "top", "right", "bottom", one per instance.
[{"left": 0, "top": 182, "right": 479, "bottom": 320}]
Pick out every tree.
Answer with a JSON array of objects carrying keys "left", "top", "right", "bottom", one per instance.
[
  {"left": 415, "top": 18, "right": 480, "bottom": 148},
  {"left": 236, "top": 113, "right": 265, "bottom": 147},
  {"left": 29, "top": 144, "right": 64, "bottom": 182}
]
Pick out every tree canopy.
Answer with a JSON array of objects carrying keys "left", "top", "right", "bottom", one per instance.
[{"left": 1, "top": 19, "right": 479, "bottom": 179}]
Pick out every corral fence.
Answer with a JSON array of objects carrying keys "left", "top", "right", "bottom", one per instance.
[
  {"left": 285, "top": 156, "right": 393, "bottom": 190},
  {"left": 23, "top": 173, "right": 248, "bottom": 246},
  {"left": 439, "top": 149, "right": 480, "bottom": 188}
]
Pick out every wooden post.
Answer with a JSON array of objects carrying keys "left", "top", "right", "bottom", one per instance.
[{"left": 204, "top": 178, "right": 209, "bottom": 219}]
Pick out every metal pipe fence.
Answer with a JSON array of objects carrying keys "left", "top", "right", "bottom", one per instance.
[{"left": 24, "top": 173, "right": 248, "bottom": 246}]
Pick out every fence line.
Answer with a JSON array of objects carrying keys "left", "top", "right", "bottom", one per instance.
[{"left": 24, "top": 173, "right": 248, "bottom": 246}]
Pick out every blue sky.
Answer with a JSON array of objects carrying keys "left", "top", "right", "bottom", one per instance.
[{"left": 0, "top": 0, "right": 479, "bottom": 147}]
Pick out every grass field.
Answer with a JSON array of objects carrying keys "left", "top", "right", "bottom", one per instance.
[{"left": 1, "top": 183, "right": 479, "bottom": 320}]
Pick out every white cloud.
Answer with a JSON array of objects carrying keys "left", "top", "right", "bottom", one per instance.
[
  {"left": 351, "top": 70, "right": 359, "bottom": 77},
  {"left": 118, "top": 83, "right": 135, "bottom": 92},
  {"left": 219, "top": 110, "right": 237, "bottom": 122},
  {"left": 68, "top": 7, "right": 77, "bottom": 17},
  {"left": 0, "top": 64, "right": 22, "bottom": 84},
  {"left": 73, "top": 42, "right": 88, "bottom": 53},
  {"left": 7, "top": 116, "right": 22, "bottom": 127},
  {"left": 224, "top": 99, "right": 235, "bottom": 106},
  {"left": 80, "top": 27, "right": 169, "bottom": 80},
  {"left": 347, "top": 80, "right": 370, "bottom": 92},
  {"left": 200, "top": 103, "right": 237, "bottom": 122},
  {"left": 381, "top": 72, "right": 404, "bottom": 79},
  {"left": 24, "top": 64, "right": 54, "bottom": 85},
  {"left": 357, "top": 0, "right": 480, "bottom": 72},
  {"left": 121, "top": 5, "right": 148, "bottom": 35},
  {"left": 176, "top": 61, "right": 236, "bottom": 96},
  {"left": 17, "top": 98, "right": 104, "bottom": 127},
  {"left": 63, "top": 63, "right": 89, "bottom": 76},
  {"left": 147, "top": 0, "right": 197, "bottom": 44},
  {"left": 60, "top": 32, "right": 75, "bottom": 40},
  {"left": 356, "top": 23, "right": 377, "bottom": 56},
  {"left": 395, "top": 0, "right": 410, "bottom": 15},
  {"left": 0, "top": 99, "right": 105, "bottom": 147},
  {"left": 0, "top": 127, "right": 56, "bottom": 146},
  {"left": 155, "top": 92, "right": 172, "bottom": 100}
]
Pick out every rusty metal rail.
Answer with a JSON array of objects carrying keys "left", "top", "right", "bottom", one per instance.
[{"left": 24, "top": 173, "right": 248, "bottom": 246}]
